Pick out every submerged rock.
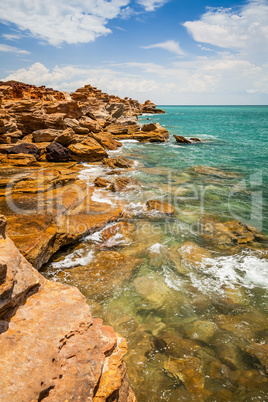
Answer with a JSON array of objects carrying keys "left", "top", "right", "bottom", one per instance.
[
  {"left": 164, "top": 356, "right": 209, "bottom": 397},
  {"left": 193, "top": 165, "right": 240, "bottom": 178},
  {"left": 146, "top": 199, "right": 175, "bottom": 215},
  {"left": 201, "top": 218, "right": 267, "bottom": 250},
  {"left": 177, "top": 241, "right": 212, "bottom": 266},
  {"left": 94, "top": 176, "right": 112, "bottom": 188}
]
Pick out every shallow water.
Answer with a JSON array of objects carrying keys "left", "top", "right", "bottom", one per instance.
[{"left": 43, "top": 106, "right": 268, "bottom": 401}]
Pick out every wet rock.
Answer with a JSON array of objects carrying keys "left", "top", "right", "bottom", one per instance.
[
  {"left": 135, "top": 123, "right": 169, "bottom": 143},
  {"left": 244, "top": 343, "right": 268, "bottom": 374},
  {"left": 164, "top": 356, "right": 209, "bottom": 397},
  {"left": 68, "top": 138, "right": 108, "bottom": 162},
  {"left": 133, "top": 276, "right": 171, "bottom": 309},
  {"left": 201, "top": 218, "right": 267, "bottom": 249},
  {"left": 190, "top": 137, "right": 201, "bottom": 142},
  {"left": 46, "top": 142, "right": 69, "bottom": 162},
  {"left": 103, "top": 156, "right": 134, "bottom": 169},
  {"left": 155, "top": 333, "right": 201, "bottom": 358},
  {"left": 6, "top": 143, "right": 39, "bottom": 159},
  {"left": 94, "top": 176, "right": 112, "bottom": 188},
  {"left": 213, "top": 331, "right": 247, "bottom": 370},
  {"left": 177, "top": 241, "right": 212, "bottom": 266},
  {"left": 184, "top": 320, "right": 218, "bottom": 344},
  {"left": 109, "top": 176, "right": 140, "bottom": 192},
  {"left": 101, "top": 222, "right": 135, "bottom": 245},
  {"left": 146, "top": 199, "right": 175, "bottom": 215},
  {"left": 60, "top": 251, "right": 141, "bottom": 299},
  {"left": 173, "top": 135, "right": 191, "bottom": 144}
]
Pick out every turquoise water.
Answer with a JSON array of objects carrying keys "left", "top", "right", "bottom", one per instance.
[
  {"left": 44, "top": 106, "right": 268, "bottom": 401},
  {"left": 137, "top": 105, "right": 268, "bottom": 234}
]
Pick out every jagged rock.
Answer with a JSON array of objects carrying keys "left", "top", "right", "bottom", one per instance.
[
  {"left": 146, "top": 200, "right": 175, "bottom": 215},
  {"left": 46, "top": 142, "right": 70, "bottom": 162},
  {"left": 94, "top": 176, "right": 112, "bottom": 188},
  {"left": 92, "top": 131, "right": 122, "bottom": 150},
  {"left": 0, "top": 234, "right": 135, "bottom": 401},
  {"left": 201, "top": 218, "right": 267, "bottom": 249},
  {"left": 64, "top": 118, "right": 89, "bottom": 134},
  {"left": 79, "top": 116, "right": 102, "bottom": 132},
  {"left": 173, "top": 135, "right": 191, "bottom": 144},
  {"left": 133, "top": 122, "right": 169, "bottom": 143},
  {"left": 32, "top": 129, "right": 62, "bottom": 143},
  {"left": 68, "top": 139, "right": 108, "bottom": 162},
  {"left": 103, "top": 156, "right": 134, "bottom": 169},
  {"left": 109, "top": 177, "right": 140, "bottom": 192},
  {"left": 141, "top": 100, "right": 165, "bottom": 114},
  {"left": 6, "top": 143, "right": 39, "bottom": 159}
]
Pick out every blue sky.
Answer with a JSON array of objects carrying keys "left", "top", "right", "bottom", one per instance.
[{"left": 0, "top": 0, "right": 267, "bottom": 104}]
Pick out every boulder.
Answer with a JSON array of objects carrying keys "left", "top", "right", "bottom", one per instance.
[
  {"left": 52, "top": 128, "right": 75, "bottom": 146},
  {"left": 68, "top": 139, "right": 108, "bottom": 162},
  {"left": 0, "top": 153, "right": 38, "bottom": 166},
  {"left": 64, "top": 118, "right": 89, "bottom": 134},
  {"left": 173, "top": 135, "right": 191, "bottom": 144},
  {"left": 94, "top": 176, "right": 112, "bottom": 188},
  {"left": 103, "top": 156, "right": 134, "bottom": 169},
  {"left": 92, "top": 131, "right": 122, "bottom": 150},
  {"left": 146, "top": 200, "right": 175, "bottom": 215},
  {"left": 46, "top": 142, "right": 70, "bottom": 162},
  {"left": 32, "top": 129, "right": 62, "bottom": 143},
  {"left": 79, "top": 116, "right": 102, "bottom": 133},
  {"left": 109, "top": 177, "right": 140, "bottom": 192},
  {"left": 190, "top": 137, "right": 201, "bottom": 142},
  {"left": 6, "top": 143, "right": 39, "bottom": 159},
  {"left": 177, "top": 241, "right": 211, "bottom": 266}
]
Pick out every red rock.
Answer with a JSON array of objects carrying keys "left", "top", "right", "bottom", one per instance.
[{"left": 68, "top": 139, "right": 108, "bottom": 162}]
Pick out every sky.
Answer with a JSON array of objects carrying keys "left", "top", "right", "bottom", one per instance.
[{"left": 0, "top": 0, "right": 267, "bottom": 105}]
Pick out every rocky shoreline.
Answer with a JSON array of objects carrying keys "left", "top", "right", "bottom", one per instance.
[
  {"left": 1, "top": 81, "right": 268, "bottom": 401},
  {"left": 0, "top": 81, "right": 169, "bottom": 401}
]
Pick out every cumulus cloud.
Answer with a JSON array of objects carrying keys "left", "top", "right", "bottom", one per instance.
[
  {"left": 142, "top": 40, "right": 185, "bottom": 55},
  {"left": 137, "top": 0, "right": 168, "bottom": 12},
  {"left": 0, "top": 0, "right": 130, "bottom": 46},
  {"left": 1, "top": 62, "right": 159, "bottom": 97},
  {"left": 183, "top": 0, "right": 268, "bottom": 64},
  {"left": 0, "top": 44, "right": 30, "bottom": 54}
]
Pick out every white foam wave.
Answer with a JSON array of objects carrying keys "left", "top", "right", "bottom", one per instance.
[
  {"left": 51, "top": 249, "right": 94, "bottom": 269},
  {"left": 148, "top": 243, "right": 165, "bottom": 254},
  {"left": 91, "top": 189, "right": 114, "bottom": 206},
  {"left": 190, "top": 250, "right": 268, "bottom": 295}
]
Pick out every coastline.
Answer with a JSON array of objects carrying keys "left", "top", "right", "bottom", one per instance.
[{"left": 0, "top": 82, "right": 267, "bottom": 401}]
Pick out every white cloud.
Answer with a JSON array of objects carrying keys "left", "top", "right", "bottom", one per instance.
[
  {"left": 0, "top": 0, "right": 130, "bottom": 46},
  {"left": 183, "top": 0, "right": 268, "bottom": 64},
  {"left": 142, "top": 40, "right": 185, "bottom": 55},
  {"left": 0, "top": 44, "right": 30, "bottom": 54},
  {"left": 1, "top": 62, "right": 159, "bottom": 98},
  {"left": 2, "top": 33, "right": 23, "bottom": 41},
  {"left": 137, "top": 0, "right": 168, "bottom": 12}
]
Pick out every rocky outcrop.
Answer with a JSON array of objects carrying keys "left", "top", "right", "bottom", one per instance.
[
  {"left": 0, "top": 163, "right": 124, "bottom": 269},
  {"left": 0, "top": 215, "right": 136, "bottom": 401},
  {"left": 0, "top": 81, "right": 167, "bottom": 162}
]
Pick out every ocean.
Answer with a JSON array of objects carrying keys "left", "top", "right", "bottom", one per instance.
[{"left": 43, "top": 106, "right": 268, "bottom": 401}]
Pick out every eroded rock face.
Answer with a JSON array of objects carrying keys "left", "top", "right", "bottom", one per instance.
[{"left": 0, "top": 217, "right": 136, "bottom": 402}]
